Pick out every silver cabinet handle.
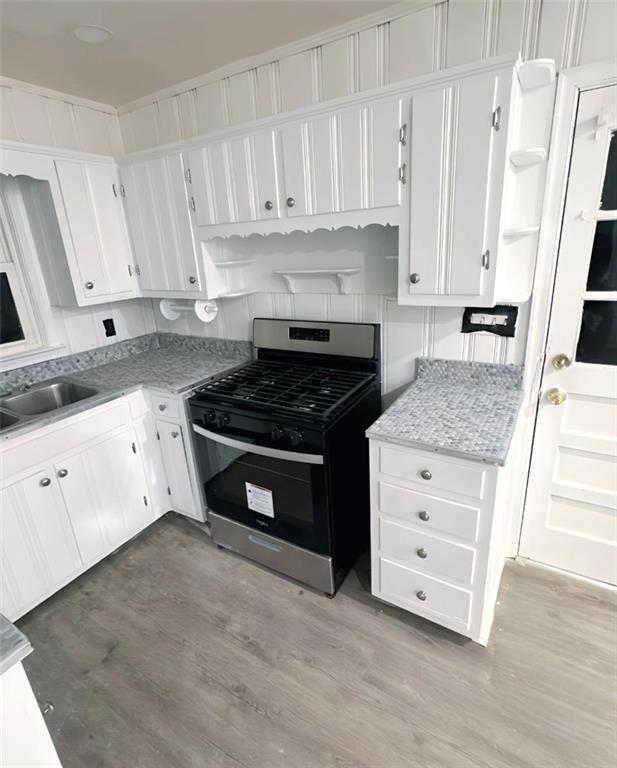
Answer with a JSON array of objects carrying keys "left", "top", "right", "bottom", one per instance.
[
  {"left": 85, "top": 281, "right": 94, "bottom": 290},
  {"left": 189, "top": 276, "right": 197, "bottom": 285},
  {"left": 409, "top": 273, "right": 420, "bottom": 284},
  {"left": 264, "top": 200, "right": 273, "bottom": 211},
  {"left": 189, "top": 196, "right": 196, "bottom": 211},
  {"left": 57, "top": 469, "right": 68, "bottom": 478},
  {"left": 420, "top": 469, "right": 432, "bottom": 481},
  {"left": 398, "top": 163, "right": 407, "bottom": 184},
  {"left": 158, "top": 404, "right": 166, "bottom": 411},
  {"left": 418, "top": 511, "right": 430, "bottom": 522},
  {"left": 416, "top": 590, "right": 427, "bottom": 601},
  {"left": 40, "top": 701, "right": 54, "bottom": 716},
  {"left": 112, "top": 183, "right": 118, "bottom": 198},
  {"left": 286, "top": 196, "right": 295, "bottom": 208},
  {"left": 399, "top": 123, "right": 407, "bottom": 145},
  {"left": 171, "top": 431, "right": 179, "bottom": 438},
  {"left": 416, "top": 547, "right": 428, "bottom": 559},
  {"left": 40, "top": 477, "right": 51, "bottom": 487}
]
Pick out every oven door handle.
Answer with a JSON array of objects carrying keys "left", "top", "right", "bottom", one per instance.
[{"left": 192, "top": 424, "right": 324, "bottom": 465}]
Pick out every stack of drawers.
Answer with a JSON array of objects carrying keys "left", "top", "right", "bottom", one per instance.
[{"left": 369, "top": 440, "right": 502, "bottom": 644}]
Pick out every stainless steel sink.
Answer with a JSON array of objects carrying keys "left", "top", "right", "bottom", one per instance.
[
  {"left": 0, "top": 410, "right": 19, "bottom": 429},
  {"left": 0, "top": 379, "right": 99, "bottom": 418}
]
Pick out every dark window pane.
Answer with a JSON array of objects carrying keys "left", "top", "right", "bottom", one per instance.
[
  {"left": 587, "top": 220, "right": 617, "bottom": 291},
  {"left": 576, "top": 300, "right": 617, "bottom": 365},
  {"left": 600, "top": 131, "right": 617, "bottom": 210},
  {"left": 0, "top": 272, "right": 25, "bottom": 344}
]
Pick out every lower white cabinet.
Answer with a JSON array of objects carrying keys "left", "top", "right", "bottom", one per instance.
[
  {"left": 369, "top": 439, "right": 509, "bottom": 645},
  {"left": 0, "top": 394, "right": 161, "bottom": 622}
]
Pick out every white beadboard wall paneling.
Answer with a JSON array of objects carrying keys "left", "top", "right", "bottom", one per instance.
[
  {"left": 389, "top": 4, "right": 439, "bottom": 82},
  {"left": 195, "top": 81, "right": 228, "bottom": 135},
  {"left": 227, "top": 70, "right": 258, "bottom": 125},
  {"left": 578, "top": 0, "right": 617, "bottom": 66},
  {"left": 177, "top": 90, "right": 198, "bottom": 139},
  {"left": 321, "top": 36, "right": 357, "bottom": 101},
  {"left": 279, "top": 49, "right": 317, "bottom": 111},
  {"left": 156, "top": 96, "right": 182, "bottom": 145},
  {"left": 256, "top": 63, "right": 281, "bottom": 118}
]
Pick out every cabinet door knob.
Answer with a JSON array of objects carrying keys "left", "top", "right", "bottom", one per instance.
[
  {"left": 416, "top": 590, "right": 427, "bottom": 601},
  {"left": 85, "top": 281, "right": 94, "bottom": 290},
  {"left": 420, "top": 469, "right": 432, "bottom": 481},
  {"left": 286, "top": 196, "right": 295, "bottom": 208},
  {"left": 416, "top": 547, "right": 428, "bottom": 559},
  {"left": 158, "top": 404, "right": 166, "bottom": 411},
  {"left": 39, "top": 477, "right": 51, "bottom": 487},
  {"left": 189, "top": 276, "right": 197, "bottom": 285},
  {"left": 409, "top": 273, "right": 420, "bottom": 284},
  {"left": 264, "top": 200, "right": 273, "bottom": 211},
  {"left": 171, "top": 431, "right": 179, "bottom": 438},
  {"left": 57, "top": 469, "right": 68, "bottom": 478},
  {"left": 418, "top": 510, "right": 430, "bottom": 522},
  {"left": 40, "top": 701, "right": 55, "bottom": 716}
]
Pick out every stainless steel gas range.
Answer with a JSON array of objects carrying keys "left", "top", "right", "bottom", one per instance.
[{"left": 189, "top": 318, "right": 381, "bottom": 596}]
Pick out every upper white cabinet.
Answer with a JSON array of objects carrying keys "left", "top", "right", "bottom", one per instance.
[
  {"left": 187, "top": 128, "right": 280, "bottom": 227},
  {"left": 120, "top": 153, "right": 202, "bottom": 296},
  {"left": 399, "top": 59, "right": 555, "bottom": 307},
  {"left": 54, "top": 159, "right": 136, "bottom": 303}
]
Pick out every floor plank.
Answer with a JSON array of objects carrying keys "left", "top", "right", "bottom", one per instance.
[{"left": 17, "top": 515, "right": 617, "bottom": 768}]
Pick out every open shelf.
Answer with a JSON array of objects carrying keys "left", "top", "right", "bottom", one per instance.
[
  {"left": 213, "top": 259, "right": 256, "bottom": 269},
  {"left": 274, "top": 268, "right": 361, "bottom": 294},
  {"left": 502, "top": 225, "right": 540, "bottom": 238},
  {"left": 216, "top": 289, "right": 257, "bottom": 299},
  {"left": 510, "top": 148, "right": 547, "bottom": 168}
]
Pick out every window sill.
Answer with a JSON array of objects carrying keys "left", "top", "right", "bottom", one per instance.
[{"left": 0, "top": 343, "right": 67, "bottom": 372}]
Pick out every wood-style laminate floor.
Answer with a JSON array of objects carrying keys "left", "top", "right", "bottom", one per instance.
[{"left": 18, "top": 515, "right": 616, "bottom": 768}]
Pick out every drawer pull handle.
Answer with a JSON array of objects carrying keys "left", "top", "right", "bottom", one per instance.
[
  {"left": 158, "top": 404, "right": 166, "bottom": 411},
  {"left": 418, "top": 511, "right": 430, "bottom": 522},
  {"left": 420, "top": 469, "right": 432, "bottom": 481},
  {"left": 416, "top": 547, "right": 428, "bottom": 559},
  {"left": 416, "top": 590, "right": 427, "bottom": 601},
  {"left": 39, "top": 477, "right": 51, "bottom": 487}
]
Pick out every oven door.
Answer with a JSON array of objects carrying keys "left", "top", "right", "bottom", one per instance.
[{"left": 193, "top": 425, "right": 331, "bottom": 555}]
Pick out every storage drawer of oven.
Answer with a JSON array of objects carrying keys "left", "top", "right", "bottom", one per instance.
[
  {"left": 378, "top": 481, "right": 480, "bottom": 543},
  {"left": 378, "top": 518, "right": 476, "bottom": 585},
  {"left": 210, "top": 513, "right": 334, "bottom": 594},
  {"left": 377, "top": 557, "right": 472, "bottom": 629}
]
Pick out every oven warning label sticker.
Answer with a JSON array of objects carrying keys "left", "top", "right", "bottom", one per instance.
[{"left": 245, "top": 482, "right": 274, "bottom": 518}]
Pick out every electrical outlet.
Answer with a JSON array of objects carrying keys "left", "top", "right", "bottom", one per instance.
[{"left": 103, "top": 318, "right": 117, "bottom": 337}]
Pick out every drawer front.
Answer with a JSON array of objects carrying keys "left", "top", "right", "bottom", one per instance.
[
  {"left": 379, "top": 518, "right": 476, "bottom": 585},
  {"left": 379, "top": 445, "right": 486, "bottom": 499},
  {"left": 151, "top": 394, "right": 180, "bottom": 419},
  {"left": 378, "top": 557, "right": 472, "bottom": 627},
  {"left": 379, "top": 481, "right": 480, "bottom": 542}
]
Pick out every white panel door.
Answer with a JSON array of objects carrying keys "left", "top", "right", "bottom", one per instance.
[
  {"left": 189, "top": 142, "right": 233, "bottom": 226},
  {"left": 280, "top": 121, "right": 310, "bottom": 217},
  {"left": 0, "top": 470, "right": 81, "bottom": 620},
  {"left": 405, "top": 72, "right": 508, "bottom": 301},
  {"left": 366, "top": 98, "right": 404, "bottom": 210},
  {"left": 121, "top": 155, "right": 200, "bottom": 293},
  {"left": 54, "top": 159, "right": 134, "bottom": 302},
  {"left": 156, "top": 420, "right": 197, "bottom": 518},
  {"left": 520, "top": 86, "right": 617, "bottom": 585},
  {"left": 250, "top": 129, "right": 280, "bottom": 220}
]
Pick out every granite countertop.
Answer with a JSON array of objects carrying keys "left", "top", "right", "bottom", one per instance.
[
  {"left": 0, "top": 614, "right": 31, "bottom": 675},
  {"left": 366, "top": 358, "right": 524, "bottom": 465},
  {"left": 0, "top": 333, "right": 252, "bottom": 441}
]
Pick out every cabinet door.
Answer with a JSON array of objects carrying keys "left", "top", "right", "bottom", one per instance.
[
  {"left": 55, "top": 426, "right": 154, "bottom": 560},
  {"left": 250, "top": 130, "right": 280, "bottom": 220},
  {"left": 156, "top": 420, "right": 197, "bottom": 518},
  {"left": 366, "top": 98, "right": 404, "bottom": 210},
  {"left": 406, "top": 72, "right": 509, "bottom": 302},
  {"left": 54, "top": 159, "right": 135, "bottom": 302},
  {"left": 0, "top": 470, "right": 81, "bottom": 620},
  {"left": 121, "top": 155, "right": 200, "bottom": 293},
  {"left": 188, "top": 142, "right": 232, "bottom": 226}
]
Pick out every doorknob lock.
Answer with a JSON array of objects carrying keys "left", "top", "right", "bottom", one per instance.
[
  {"left": 546, "top": 387, "right": 567, "bottom": 406},
  {"left": 552, "top": 353, "right": 572, "bottom": 369}
]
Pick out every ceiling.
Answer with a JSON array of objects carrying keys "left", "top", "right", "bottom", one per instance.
[{"left": 0, "top": 0, "right": 392, "bottom": 106}]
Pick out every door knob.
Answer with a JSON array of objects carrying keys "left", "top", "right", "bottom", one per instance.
[
  {"left": 416, "top": 547, "right": 428, "bottom": 559},
  {"left": 410, "top": 273, "right": 420, "bottom": 284},
  {"left": 420, "top": 469, "right": 432, "bottom": 480},
  {"left": 39, "top": 477, "right": 51, "bottom": 487},
  {"left": 57, "top": 469, "right": 68, "bottom": 478},
  {"left": 171, "top": 431, "right": 179, "bottom": 438},
  {"left": 286, "top": 196, "right": 295, "bottom": 208},
  {"left": 552, "top": 353, "right": 572, "bottom": 369},
  {"left": 189, "top": 276, "right": 197, "bottom": 285},
  {"left": 85, "top": 281, "right": 94, "bottom": 290},
  {"left": 416, "top": 590, "right": 427, "bottom": 601},
  {"left": 546, "top": 387, "right": 567, "bottom": 406},
  {"left": 418, "top": 511, "right": 430, "bottom": 522},
  {"left": 264, "top": 200, "right": 273, "bottom": 211}
]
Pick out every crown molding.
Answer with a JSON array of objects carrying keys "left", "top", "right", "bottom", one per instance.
[
  {"left": 117, "top": 0, "right": 441, "bottom": 114},
  {"left": 0, "top": 76, "right": 117, "bottom": 115}
]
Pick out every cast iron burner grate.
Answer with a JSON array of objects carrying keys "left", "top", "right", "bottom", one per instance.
[{"left": 195, "top": 360, "right": 375, "bottom": 421}]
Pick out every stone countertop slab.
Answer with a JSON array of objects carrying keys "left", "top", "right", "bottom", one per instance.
[
  {"left": 0, "top": 614, "right": 31, "bottom": 675},
  {"left": 366, "top": 358, "right": 524, "bottom": 466},
  {"left": 0, "top": 334, "right": 252, "bottom": 442}
]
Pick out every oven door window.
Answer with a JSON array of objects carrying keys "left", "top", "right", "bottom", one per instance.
[{"left": 198, "top": 438, "right": 330, "bottom": 555}]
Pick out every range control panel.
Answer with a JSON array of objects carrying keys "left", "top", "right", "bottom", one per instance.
[{"left": 289, "top": 326, "right": 331, "bottom": 343}]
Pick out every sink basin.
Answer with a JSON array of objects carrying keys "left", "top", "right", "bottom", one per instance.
[
  {"left": 0, "top": 380, "right": 99, "bottom": 416},
  {"left": 0, "top": 410, "right": 19, "bottom": 430}
]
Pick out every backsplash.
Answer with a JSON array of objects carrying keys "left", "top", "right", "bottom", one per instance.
[{"left": 0, "top": 333, "right": 252, "bottom": 392}]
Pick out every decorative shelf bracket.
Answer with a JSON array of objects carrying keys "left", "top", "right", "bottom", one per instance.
[
  {"left": 502, "top": 225, "right": 541, "bottom": 239},
  {"left": 274, "top": 268, "right": 361, "bottom": 294}
]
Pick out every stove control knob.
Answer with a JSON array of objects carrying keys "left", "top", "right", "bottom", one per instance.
[
  {"left": 285, "top": 428, "right": 303, "bottom": 447},
  {"left": 271, "top": 425, "right": 284, "bottom": 442},
  {"left": 214, "top": 412, "right": 230, "bottom": 428},
  {"left": 206, "top": 410, "right": 217, "bottom": 424}
]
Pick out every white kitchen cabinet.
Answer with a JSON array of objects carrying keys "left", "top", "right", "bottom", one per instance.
[
  {"left": 0, "top": 469, "right": 81, "bottom": 620},
  {"left": 399, "top": 59, "right": 555, "bottom": 307},
  {"left": 156, "top": 418, "right": 200, "bottom": 520},
  {"left": 280, "top": 98, "right": 404, "bottom": 217},
  {"left": 187, "top": 128, "right": 280, "bottom": 227},
  {"left": 120, "top": 153, "right": 201, "bottom": 296},
  {"left": 54, "top": 158, "right": 136, "bottom": 303},
  {"left": 369, "top": 439, "right": 510, "bottom": 645}
]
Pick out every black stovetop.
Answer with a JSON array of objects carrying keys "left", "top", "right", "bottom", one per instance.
[{"left": 192, "top": 359, "right": 376, "bottom": 422}]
